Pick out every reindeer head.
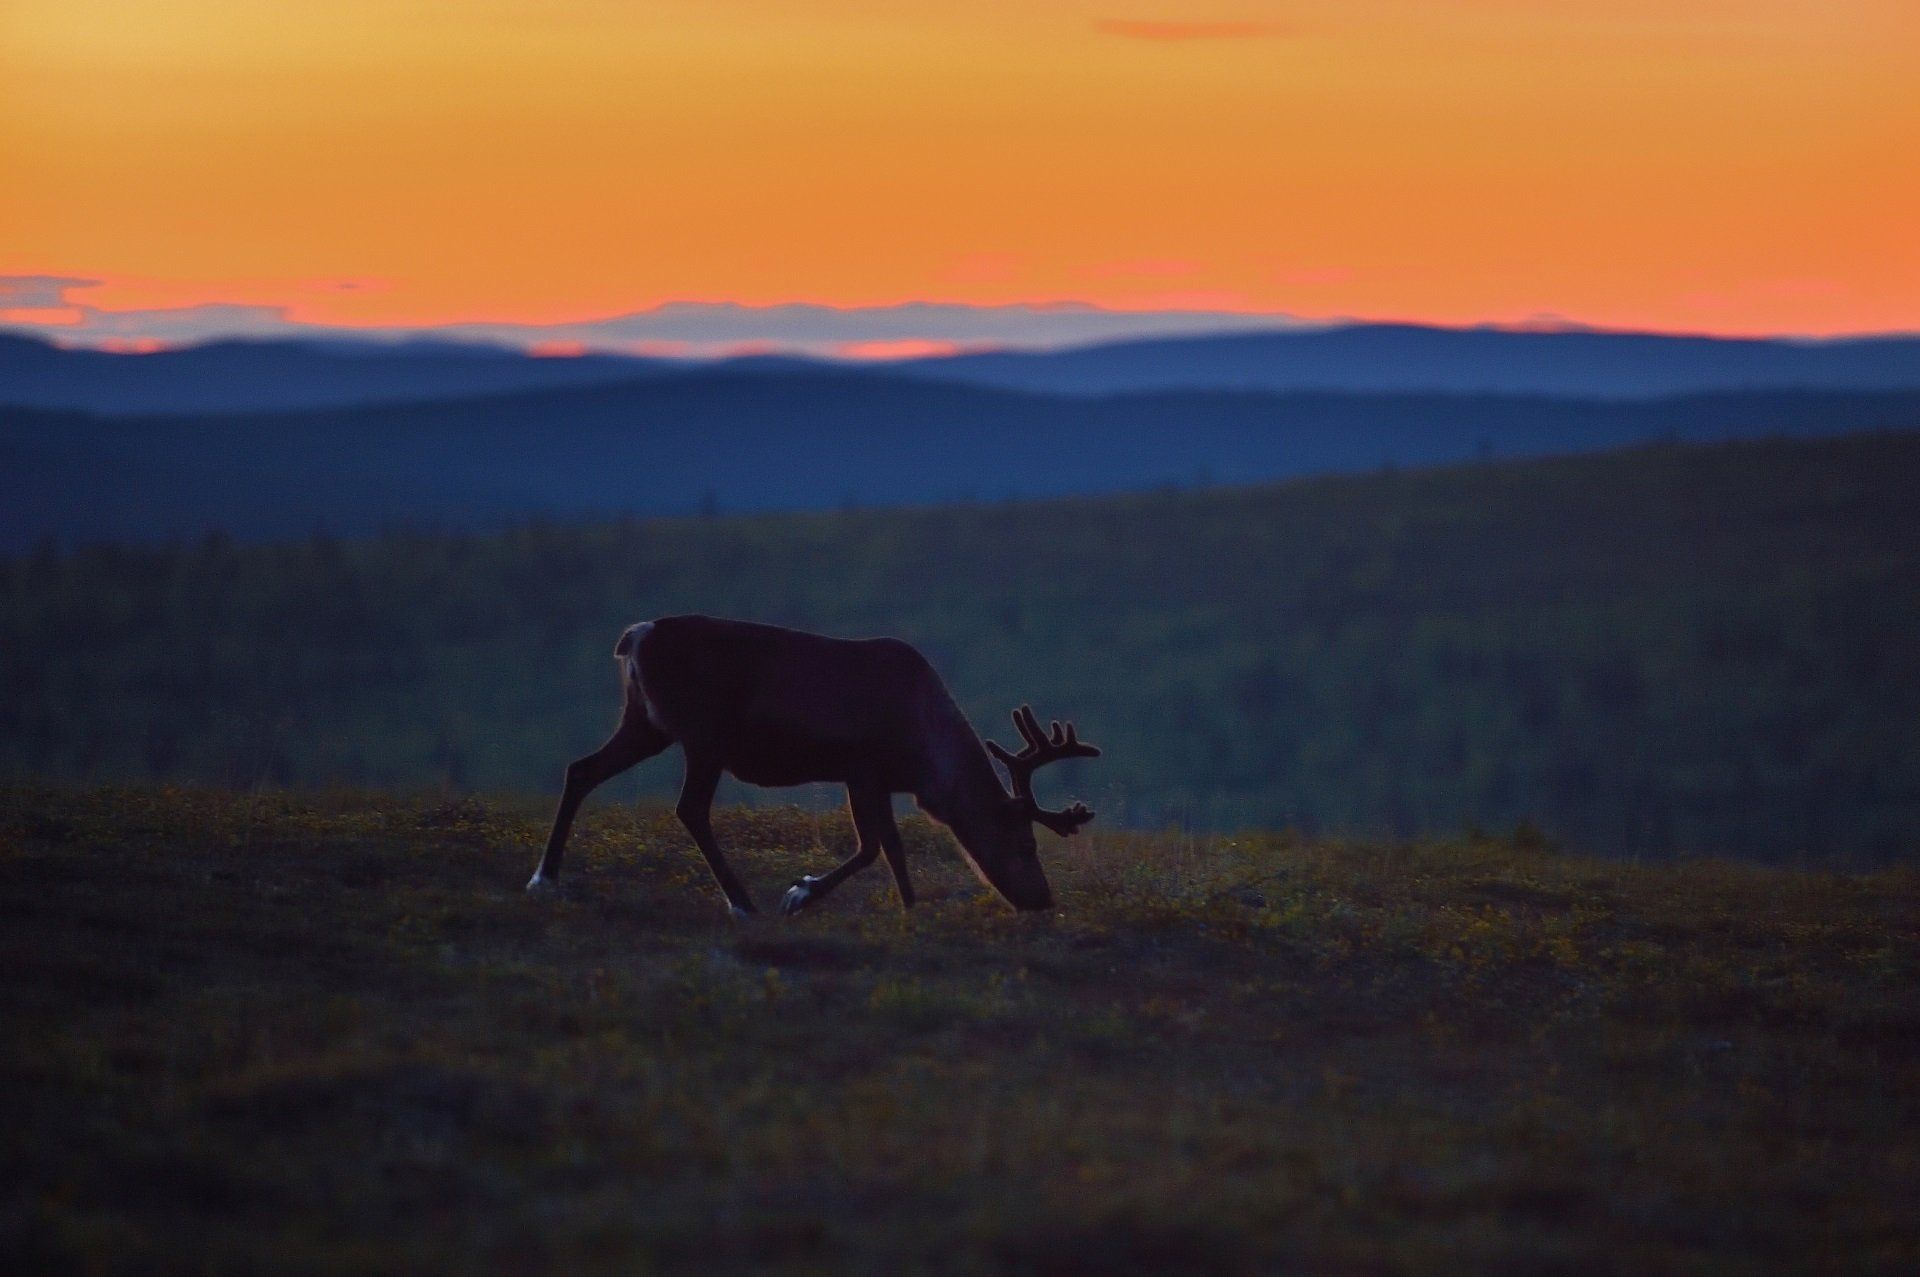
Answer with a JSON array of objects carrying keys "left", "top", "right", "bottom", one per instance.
[{"left": 952, "top": 705, "right": 1101, "bottom": 911}]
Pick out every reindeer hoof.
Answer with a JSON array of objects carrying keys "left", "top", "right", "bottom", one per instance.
[
  {"left": 780, "top": 876, "right": 821, "bottom": 916},
  {"left": 526, "top": 872, "right": 556, "bottom": 893},
  {"left": 729, "top": 904, "right": 758, "bottom": 924}
]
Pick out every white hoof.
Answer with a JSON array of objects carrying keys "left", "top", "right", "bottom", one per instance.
[
  {"left": 780, "top": 877, "right": 820, "bottom": 917},
  {"left": 729, "top": 904, "right": 757, "bottom": 923},
  {"left": 526, "top": 872, "right": 555, "bottom": 893}
]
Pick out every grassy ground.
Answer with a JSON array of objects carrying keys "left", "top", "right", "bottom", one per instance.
[{"left": 1, "top": 787, "right": 1915, "bottom": 1274}]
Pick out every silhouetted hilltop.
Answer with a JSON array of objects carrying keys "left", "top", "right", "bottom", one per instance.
[
  {"left": 0, "top": 333, "right": 671, "bottom": 413},
  {"left": 897, "top": 324, "right": 1920, "bottom": 398},
  {"left": 4, "top": 322, "right": 1919, "bottom": 414}
]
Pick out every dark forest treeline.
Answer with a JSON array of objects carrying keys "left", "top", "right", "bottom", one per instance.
[{"left": 4, "top": 431, "right": 1918, "bottom": 862}]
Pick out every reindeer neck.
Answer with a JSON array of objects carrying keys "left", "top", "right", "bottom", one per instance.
[{"left": 915, "top": 698, "right": 1009, "bottom": 826}]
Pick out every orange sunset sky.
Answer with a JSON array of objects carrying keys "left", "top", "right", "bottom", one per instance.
[{"left": 3, "top": 0, "right": 1918, "bottom": 342}]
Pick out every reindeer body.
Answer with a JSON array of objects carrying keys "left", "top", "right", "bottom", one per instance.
[
  {"left": 624, "top": 618, "right": 952, "bottom": 792},
  {"left": 530, "top": 615, "right": 1098, "bottom": 918}
]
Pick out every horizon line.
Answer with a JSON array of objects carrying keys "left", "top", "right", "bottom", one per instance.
[{"left": 4, "top": 304, "right": 1917, "bottom": 364}]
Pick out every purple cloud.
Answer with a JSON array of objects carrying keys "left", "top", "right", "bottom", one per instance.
[
  {"left": 1, "top": 293, "right": 1315, "bottom": 359},
  {"left": 0, "top": 274, "right": 101, "bottom": 309}
]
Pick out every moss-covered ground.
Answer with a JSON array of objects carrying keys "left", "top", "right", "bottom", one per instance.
[{"left": 2, "top": 787, "right": 1915, "bottom": 1273}]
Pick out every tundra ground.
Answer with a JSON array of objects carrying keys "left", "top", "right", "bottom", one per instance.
[{"left": 2, "top": 787, "right": 1915, "bottom": 1274}]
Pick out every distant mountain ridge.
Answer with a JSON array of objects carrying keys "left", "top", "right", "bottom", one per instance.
[
  {"left": 895, "top": 324, "right": 1920, "bottom": 399},
  {"left": 0, "top": 332, "right": 675, "bottom": 414},
  {"left": 3, "top": 322, "right": 1917, "bottom": 414},
  {"left": 5, "top": 366, "right": 1918, "bottom": 548}
]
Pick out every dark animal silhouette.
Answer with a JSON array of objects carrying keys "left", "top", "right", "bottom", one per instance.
[{"left": 528, "top": 615, "right": 1100, "bottom": 916}]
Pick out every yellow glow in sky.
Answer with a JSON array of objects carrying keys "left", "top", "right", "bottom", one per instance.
[{"left": 3, "top": 0, "right": 1918, "bottom": 335}]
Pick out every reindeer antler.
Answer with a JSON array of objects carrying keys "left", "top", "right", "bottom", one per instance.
[{"left": 987, "top": 704, "right": 1102, "bottom": 836}]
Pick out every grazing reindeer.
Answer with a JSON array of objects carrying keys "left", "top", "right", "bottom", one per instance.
[{"left": 527, "top": 615, "right": 1100, "bottom": 917}]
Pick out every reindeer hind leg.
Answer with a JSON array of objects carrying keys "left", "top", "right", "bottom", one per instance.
[{"left": 874, "top": 798, "right": 914, "bottom": 910}]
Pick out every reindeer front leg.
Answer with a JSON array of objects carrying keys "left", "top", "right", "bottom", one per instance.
[
  {"left": 782, "top": 782, "right": 889, "bottom": 915},
  {"left": 675, "top": 754, "right": 760, "bottom": 919},
  {"left": 530, "top": 713, "right": 669, "bottom": 890}
]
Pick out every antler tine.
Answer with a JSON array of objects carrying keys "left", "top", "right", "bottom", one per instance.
[
  {"left": 994, "top": 705, "right": 1100, "bottom": 783},
  {"left": 987, "top": 704, "right": 1103, "bottom": 834},
  {"left": 1013, "top": 705, "right": 1048, "bottom": 756},
  {"left": 1032, "top": 800, "right": 1095, "bottom": 838}
]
